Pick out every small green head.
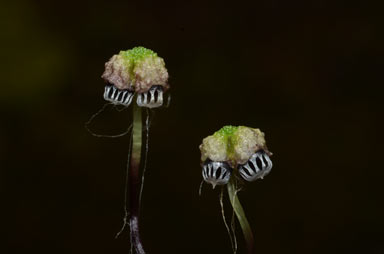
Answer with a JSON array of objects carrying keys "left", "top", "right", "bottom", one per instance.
[{"left": 102, "top": 46, "right": 169, "bottom": 93}]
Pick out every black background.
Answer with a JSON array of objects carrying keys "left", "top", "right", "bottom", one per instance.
[{"left": 1, "top": 1, "right": 383, "bottom": 253}]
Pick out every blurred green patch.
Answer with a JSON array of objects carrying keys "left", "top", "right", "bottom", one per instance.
[{"left": 0, "top": 1, "right": 72, "bottom": 105}]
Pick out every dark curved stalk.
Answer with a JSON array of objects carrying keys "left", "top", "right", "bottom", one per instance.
[{"left": 129, "top": 103, "right": 145, "bottom": 254}]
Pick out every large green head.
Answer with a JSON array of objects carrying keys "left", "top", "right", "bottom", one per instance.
[
  {"left": 200, "top": 126, "right": 273, "bottom": 188},
  {"left": 101, "top": 47, "right": 169, "bottom": 108}
]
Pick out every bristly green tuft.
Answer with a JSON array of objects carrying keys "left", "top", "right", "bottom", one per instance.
[
  {"left": 214, "top": 125, "right": 239, "bottom": 139},
  {"left": 120, "top": 47, "right": 157, "bottom": 64}
]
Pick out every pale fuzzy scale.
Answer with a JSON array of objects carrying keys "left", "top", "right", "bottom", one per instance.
[
  {"left": 133, "top": 55, "right": 169, "bottom": 93},
  {"left": 233, "top": 127, "right": 267, "bottom": 164},
  {"left": 101, "top": 54, "right": 133, "bottom": 90},
  {"left": 199, "top": 135, "right": 228, "bottom": 162}
]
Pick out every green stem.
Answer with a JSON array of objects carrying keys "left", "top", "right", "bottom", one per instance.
[
  {"left": 227, "top": 178, "right": 254, "bottom": 254},
  {"left": 129, "top": 103, "right": 146, "bottom": 254}
]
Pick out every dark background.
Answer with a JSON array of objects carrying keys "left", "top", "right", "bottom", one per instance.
[{"left": 1, "top": 0, "right": 383, "bottom": 253}]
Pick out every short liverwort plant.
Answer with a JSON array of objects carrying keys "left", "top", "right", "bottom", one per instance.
[{"left": 199, "top": 125, "right": 273, "bottom": 254}]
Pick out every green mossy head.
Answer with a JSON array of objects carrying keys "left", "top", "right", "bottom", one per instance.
[
  {"left": 199, "top": 125, "right": 271, "bottom": 165},
  {"left": 102, "top": 46, "right": 169, "bottom": 92}
]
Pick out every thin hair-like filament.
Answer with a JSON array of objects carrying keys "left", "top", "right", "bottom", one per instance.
[
  {"left": 220, "top": 187, "right": 237, "bottom": 254},
  {"left": 85, "top": 103, "right": 132, "bottom": 138},
  {"left": 115, "top": 129, "right": 133, "bottom": 238}
]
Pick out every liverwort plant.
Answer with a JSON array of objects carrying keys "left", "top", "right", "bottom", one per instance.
[
  {"left": 200, "top": 126, "right": 273, "bottom": 254},
  {"left": 90, "top": 47, "right": 169, "bottom": 254}
]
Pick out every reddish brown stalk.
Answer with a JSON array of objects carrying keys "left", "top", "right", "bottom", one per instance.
[{"left": 128, "top": 103, "right": 145, "bottom": 254}]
